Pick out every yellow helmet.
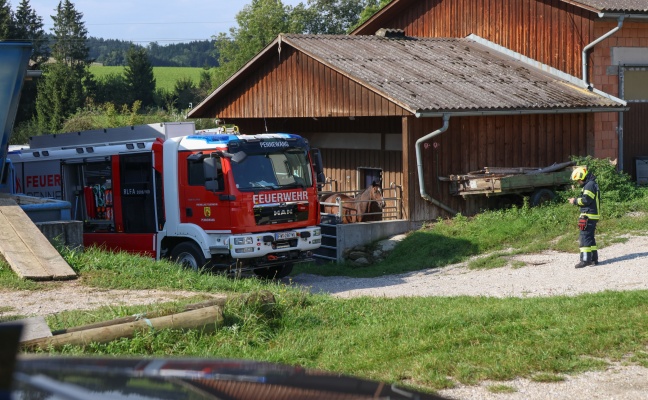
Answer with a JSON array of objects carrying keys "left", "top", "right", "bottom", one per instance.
[{"left": 571, "top": 166, "right": 588, "bottom": 181}]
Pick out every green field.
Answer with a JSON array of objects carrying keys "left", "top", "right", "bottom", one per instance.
[{"left": 89, "top": 65, "right": 204, "bottom": 92}]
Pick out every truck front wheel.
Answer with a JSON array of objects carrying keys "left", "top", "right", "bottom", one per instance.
[
  {"left": 170, "top": 242, "right": 208, "bottom": 271},
  {"left": 254, "top": 264, "right": 294, "bottom": 279}
]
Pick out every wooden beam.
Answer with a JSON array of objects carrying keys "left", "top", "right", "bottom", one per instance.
[{"left": 22, "top": 306, "right": 225, "bottom": 351}]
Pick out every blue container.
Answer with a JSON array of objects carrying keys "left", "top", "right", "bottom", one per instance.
[{"left": 10, "top": 194, "right": 72, "bottom": 223}]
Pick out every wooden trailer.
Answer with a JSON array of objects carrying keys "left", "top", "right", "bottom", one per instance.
[{"left": 441, "top": 161, "right": 577, "bottom": 207}]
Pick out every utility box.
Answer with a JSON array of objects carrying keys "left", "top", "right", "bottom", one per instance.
[{"left": 636, "top": 157, "right": 648, "bottom": 185}]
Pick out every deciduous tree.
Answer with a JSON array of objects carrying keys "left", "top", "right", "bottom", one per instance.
[
  {"left": 355, "top": 0, "right": 392, "bottom": 29},
  {"left": 94, "top": 73, "right": 129, "bottom": 107},
  {"left": 292, "top": 0, "right": 368, "bottom": 34},
  {"left": 173, "top": 77, "right": 199, "bottom": 111},
  {"left": 214, "top": 0, "right": 291, "bottom": 85}
]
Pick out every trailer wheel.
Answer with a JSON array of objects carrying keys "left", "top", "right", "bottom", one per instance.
[
  {"left": 530, "top": 188, "right": 556, "bottom": 207},
  {"left": 254, "top": 264, "right": 294, "bottom": 280},
  {"left": 170, "top": 242, "right": 208, "bottom": 271}
]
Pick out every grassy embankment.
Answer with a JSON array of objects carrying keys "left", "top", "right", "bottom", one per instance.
[{"left": 2, "top": 158, "right": 648, "bottom": 394}]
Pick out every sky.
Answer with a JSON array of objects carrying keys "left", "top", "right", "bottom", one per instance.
[{"left": 25, "top": 0, "right": 304, "bottom": 45}]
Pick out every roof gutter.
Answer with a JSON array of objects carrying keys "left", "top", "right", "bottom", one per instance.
[
  {"left": 582, "top": 16, "right": 624, "bottom": 86},
  {"left": 415, "top": 114, "right": 457, "bottom": 216}
]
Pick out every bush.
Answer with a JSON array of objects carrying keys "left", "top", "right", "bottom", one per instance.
[
  {"left": 571, "top": 155, "right": 644, "bottom": 202},
  {"left": 9, "top": 120, "right": 40, "bottom": 145}
]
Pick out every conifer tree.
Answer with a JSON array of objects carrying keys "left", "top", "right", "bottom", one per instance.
[
  {"left": 14, "top": 0, "right": 50, "bottom": 67},
  {"left": 124, "top": 46, "right": 156, "bottom": 108},
  {"left": 36, "top": 62, "right": 84, "bottom": 132},
  {"left": 50, "top": 0, "right": 89, "bottom": 68},
  {"left": 0, "top": 0, "right": 13, "bottom": 39},
  {"left": 12, "top": 0, "right": 51, "bottom": 124},
  {"left": 36, "top": 0, "right": 90, "bottom": 132}
]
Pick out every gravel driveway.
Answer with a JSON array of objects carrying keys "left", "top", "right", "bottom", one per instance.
[{"left": 291, "top": 235, "right": 648, "bottom": 299}]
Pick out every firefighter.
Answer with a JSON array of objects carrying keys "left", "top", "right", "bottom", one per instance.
[{"left": 568, "top": 166, "right": 600, "bottom": 268}]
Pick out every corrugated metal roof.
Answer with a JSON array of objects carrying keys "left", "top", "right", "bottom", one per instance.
[
  {"left": 281, "top": 34, "right": 625, "bottom": 115},
  {"left": 565, "top": 0, "right": 648, "bottom": 13}
]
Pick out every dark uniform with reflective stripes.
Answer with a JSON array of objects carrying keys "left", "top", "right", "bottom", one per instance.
[{"left": 574, "top": 173, "right": 600, "bottom": 266}]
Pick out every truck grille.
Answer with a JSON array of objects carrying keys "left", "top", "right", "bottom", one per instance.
[{"left": 253, "top": 204, "right": 308, "bottom": 226}]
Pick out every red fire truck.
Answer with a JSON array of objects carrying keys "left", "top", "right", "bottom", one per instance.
[{"left": 5, "top": 122, "right": 324, "bottom": 278}]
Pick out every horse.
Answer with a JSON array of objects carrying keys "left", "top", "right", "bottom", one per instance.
[
  {"left": 321, "top": 182, "right": 386, "bottom": 223},
  {"left": 320, "top": 193, "right": 358, "bottom": 223},
  {"left": 356, "top": 181, "right": 386, "bottom": 222}
]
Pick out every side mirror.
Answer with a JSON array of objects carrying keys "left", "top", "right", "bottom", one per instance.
[{"left": 310, "top": 148, "right": 325, "bottom": 184}]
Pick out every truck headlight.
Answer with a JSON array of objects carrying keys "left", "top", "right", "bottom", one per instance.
[
  {"left": 313, "top": 228, "right": 321, "bottom": 236},
  {"left": 235, "top": 247, "right": 255, "bottom": 254},
  {"left": 234, "top": 237, "right": 253, "bottom": 245}
]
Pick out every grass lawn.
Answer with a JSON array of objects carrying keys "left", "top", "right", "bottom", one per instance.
[{"left": 89, "top": 65, "right": 205, "bottom": 92}]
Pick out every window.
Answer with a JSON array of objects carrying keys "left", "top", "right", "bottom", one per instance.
[
  {"left": 188, "top": 154, "right": 224, "bottom": 191},
  {"left": 358, "top": 167, "right": 382, "bottom": 189},
  {"left": 188, "top": 158, "right": 205, "bottom": 186}
]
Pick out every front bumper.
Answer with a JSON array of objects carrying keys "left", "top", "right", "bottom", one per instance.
[{"left": 226, "top": 227, "right": 321, "bottom": 259}]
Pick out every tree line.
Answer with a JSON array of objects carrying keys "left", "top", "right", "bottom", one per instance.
[
  {"left": 1, "top": 0, "right": 392, "bottom": 143},
  {"left": 87, "top": 38, "right": 219, "bottom": 67}
]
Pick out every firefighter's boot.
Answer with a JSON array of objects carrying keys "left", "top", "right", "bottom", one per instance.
[
  {"left": 592, "top": 250, "right": 599, "bottom": 266},
  {"left": 575, "top": 252, "right": 592, "bottom": 269}
]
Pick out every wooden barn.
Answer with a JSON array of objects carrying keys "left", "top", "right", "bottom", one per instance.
[
  {"left": 353, "top": 0, "right": 648, "bottom": 184},
  {"left": 188, "top": 0, "right": 643, "bottom": 223}
]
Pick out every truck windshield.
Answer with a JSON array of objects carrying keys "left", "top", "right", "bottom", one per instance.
[{"left": 231, "top": 150, "right": 313, "bottom": 191}]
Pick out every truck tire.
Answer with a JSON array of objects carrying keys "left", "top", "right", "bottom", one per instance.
[
  {"left": 254, "top": 264, "right": 294, "bottom": 279},
  {"left": 170, "top": 241, "right": 208, "bottom": 271},
  {"left": 530, "top": 188, "right": 556, "bottom": 207}
]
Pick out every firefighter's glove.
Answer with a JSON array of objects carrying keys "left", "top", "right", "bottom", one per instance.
[{"left": 578, "top": 217, "right": 588, "bottom": 231}]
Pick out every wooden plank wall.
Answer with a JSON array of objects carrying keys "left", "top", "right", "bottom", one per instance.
[
  {"left": 208, "top": 47, "right": 410, "bottom": 119},
  {"left": 317, "top": 148, "right": 402, "bottom": 194},
  {"left": 405, "top": 113, "right": 593, "bottom": 221},
  {"left": 362, "top": 0, "right": 593, "bottom": 78}
]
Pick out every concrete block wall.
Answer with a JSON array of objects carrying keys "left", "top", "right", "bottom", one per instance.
[
  {"left": 35, "top": 221, "right": 83, "bottom": 252},
  {"left": 334, "top": 220, "right": 421, "bottom": 263}
]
